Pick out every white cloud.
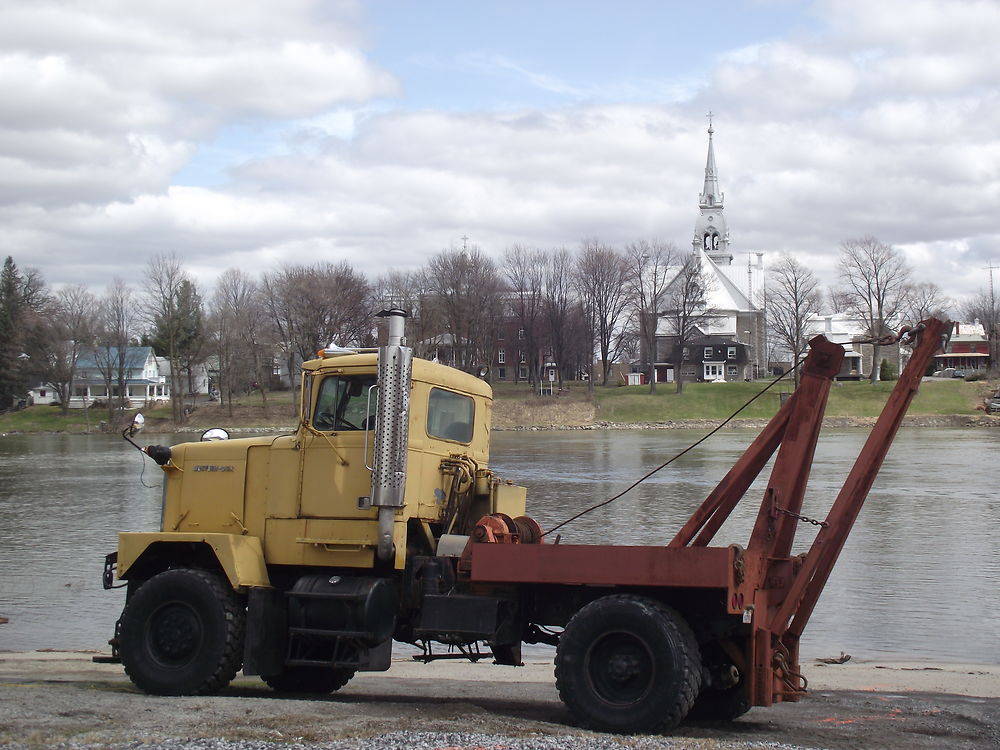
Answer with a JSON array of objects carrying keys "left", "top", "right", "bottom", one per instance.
[
  {"left": 2, "top": 0, "right": 1000, "bottom": 308},
  {"left": 0, "top": 0, "right": 397, "bottom": 207}
]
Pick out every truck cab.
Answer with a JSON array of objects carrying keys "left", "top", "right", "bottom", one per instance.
[{"left": 107, "top": 309, "right": 528, "bottom": 696}]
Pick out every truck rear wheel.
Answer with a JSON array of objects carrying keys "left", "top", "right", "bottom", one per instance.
[
  {"left": 119, "top": 568, "right": 244, "bottom": 696},
  {"left": 555, "top": 595, "right": 702, "bottom": 733},
  {"left": 688, "top": 681, "right": 752, "bottom": 721},
  {"left": 262, "top": 666, "right": 355, "bottom": 694}
]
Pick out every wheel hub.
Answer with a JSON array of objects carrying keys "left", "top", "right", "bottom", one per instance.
[
  {"left": 588, "top": 631, "right": 655, "bottom": 705},
  {"left": 150, "top": 604, "right": 201, "bottom": 663},
  {"left": 606, "top": 653, "right": 642, "bottom": 682}
]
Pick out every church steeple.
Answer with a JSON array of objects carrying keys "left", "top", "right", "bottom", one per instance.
[
  {"left": 700, "top": 114, "right": 723, "bottom": 209},
  {"left": 693, "top": 114, "right": 733, "bottom": 265}
]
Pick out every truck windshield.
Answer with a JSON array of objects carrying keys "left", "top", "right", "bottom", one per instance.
[{"left": 312, "top": 375, "right": 377, "bottom": 432}]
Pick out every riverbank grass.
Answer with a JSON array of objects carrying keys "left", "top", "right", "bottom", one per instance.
[
  {"left": 1, "top": 378, "right": 991, "bottom": 432},
  {"left": 591, "top": 378, "right": 987, "bottom": 422}
]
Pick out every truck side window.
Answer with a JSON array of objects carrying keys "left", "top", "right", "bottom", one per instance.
[
  {"left": 312, "top": 375, "right": 377, "bottom": 432},
  {"left": 427, "top": 387, "right": 474, "bottom": 443}
]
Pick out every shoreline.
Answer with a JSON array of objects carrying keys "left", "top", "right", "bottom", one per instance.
[{"left": 3, "top": 413, "right": 998, "bottom": 436}]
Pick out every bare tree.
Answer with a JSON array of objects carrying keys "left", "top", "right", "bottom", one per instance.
[
  {"left": 422, "top": 247, "right": 505, "bottom": 376},
  {"left": 143, "top": 253, "right": 192, "bottom": 423},
  {"left": 503, "top": 245, "right": 546, "bottom": 386},
  {"left": 905, "top": 280, "right": 951, "bottom": 323},
  {"left": 94, "top": 278, "right": 138, "bottom": 428},
  {"left": 660, "top": 252, "right": 717, "bottom": 393},
  {"left": 625, "top": 240, "right": 677, "bottom": 393},
  {"left": 575, "top": 240, "right": 633, "bottom": 386},
  {"left": 262, "top": 262, "right": 371, "bottom": 388},
  {"left": 767, "top": 254, "right": 822, "bottom": 388},
  {"left": 962, "top": 289, "right": 1000, "bottom": 372},
  {"left": 211, "top": 269, "right": 272, "bottom": 417},
  {"left": 372, "top": 270, "right": 436, "bottom": 359},
  {"left": 542, "top": 248, "right": 575, "bottom": 387},
  {"left": 826, "top": 287, "right": 853, "bottom": 314},
  {"left": 39, "top": 285, "right": 97, "bottom": 415},
  {"left": 837, "top": 236, "right": 912, "bottom": 383}
]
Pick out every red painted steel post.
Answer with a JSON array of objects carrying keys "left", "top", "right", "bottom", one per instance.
[
  {"left": 668, "top": 401, "right": 792, "bottom": 548},
  {"left": 745, "top": 337, "right": 843, "bottom": 560},
  {"left": 769, "top": 319, "right": 947, "bottom": 644}
]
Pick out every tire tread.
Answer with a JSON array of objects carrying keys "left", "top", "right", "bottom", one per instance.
[
  {"left": 554, "top": 594, "right": 702, "bottom": 733},
  {"left": 121, "top": 568, "right": 244, "bottom": 696}
]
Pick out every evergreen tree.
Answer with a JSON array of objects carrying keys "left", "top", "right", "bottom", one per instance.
[{"left": 0, "top": 257, "right": 47, "bottom": 407}]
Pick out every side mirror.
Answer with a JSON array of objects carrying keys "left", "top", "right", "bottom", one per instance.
[
  {"left": 200, "top": 427, "right": 230, "bottom": 442},
  {"left": 129, "top": 413, "right": 145, "bottom": 437}
]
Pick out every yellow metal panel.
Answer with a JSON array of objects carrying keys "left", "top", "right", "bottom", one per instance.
[
  {"left": 299, "top": 431, "right": 379, "bottom": 520},
  {"left": 264, "top": 518, "right": 379, "bottom": 568},
  {"left": 117, "top": 532, "right": 270, "bottom": 588},
  {"left": 244, "top": 443, "right": 268, "bottom": 538},
  {"left": 264, "top": 435, "right": 300, "bottom": 519},
  {"left": 493, "top": 483, "right": 527, "bottom": 518}
]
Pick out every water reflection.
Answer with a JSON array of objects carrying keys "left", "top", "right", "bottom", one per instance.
[
  {"left": 0, "top": 428, "right": 997, "bottom": 664},
  {"left": 491, "top": 428, "right": 1000, "bottom": 664}
]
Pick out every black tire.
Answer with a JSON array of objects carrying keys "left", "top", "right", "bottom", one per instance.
[
  {"left": 688, "top": 643, "right": 751, "bottom": 721},
  {"left": 119, "top": 568, "right": 245, "bottom": 696},
  {"left": 555, "top": 595, "right": 702, "bottom": 733},
  {"left": 262, "top": 666, "right": 355, "bottom": 694},
  {"left": 688, "top": 682, "right": 752, "bottom": 721}
]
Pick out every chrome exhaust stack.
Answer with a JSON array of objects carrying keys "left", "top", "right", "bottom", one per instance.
[{"left": 371, "top": 308, "right": 413, "bottom": 562}]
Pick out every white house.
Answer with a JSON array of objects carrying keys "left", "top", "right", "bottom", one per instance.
[
  {"left": 804, "top": 313, "right": 871, "bottom": 380},
  {"left": 29, "top": 347, "right": 171, "bottom": 408}
]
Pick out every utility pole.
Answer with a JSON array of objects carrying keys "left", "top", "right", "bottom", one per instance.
[{"left": 986, "top": 262, "right": 999, "bottom": 371}]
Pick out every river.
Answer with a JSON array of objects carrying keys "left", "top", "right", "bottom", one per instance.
[{"left": 1, "top": 428, "right": 997, "bottom": 664}]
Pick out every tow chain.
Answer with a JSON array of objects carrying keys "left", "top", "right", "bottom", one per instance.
[
  {"left": 856, "top": 322, "right": 927, "bottom": 348},
  {"left": 775, "top": 506, "right": 829, "bottom": 528},
  {"left": 774, "top": 644, "right": 809, "bottom": 694}
]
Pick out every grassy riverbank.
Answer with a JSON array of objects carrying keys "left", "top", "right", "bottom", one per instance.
[{"left": 1, "top": 378, "right": 995, "bottom": 433}]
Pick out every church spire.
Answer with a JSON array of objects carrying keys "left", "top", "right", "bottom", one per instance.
[
  {"left": 692, "top": 114, "right": 733, "bottom": 264},
  {"left": 700, "top": 112, "right": 723, "bottom": 209}
]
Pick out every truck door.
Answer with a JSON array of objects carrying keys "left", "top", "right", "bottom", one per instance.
[{"left": 299, "top": 373, "right": 378, "bottom": 519}]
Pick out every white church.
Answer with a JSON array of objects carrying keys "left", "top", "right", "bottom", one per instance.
[{"left": 651, "top": 120, "right": 767, "bottom": 383}]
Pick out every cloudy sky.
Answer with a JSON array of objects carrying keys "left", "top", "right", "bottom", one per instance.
[{"left": 2, "top": 0, "right": 999, "bottom": 303}]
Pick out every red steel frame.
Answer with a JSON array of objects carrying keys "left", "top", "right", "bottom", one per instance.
[{"left": 470, "top": 319, "right": 947, "bottom": 707}]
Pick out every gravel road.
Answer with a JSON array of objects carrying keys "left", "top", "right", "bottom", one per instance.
[{"left": 1, "top": 652, "right": 997, "bottom": 750}]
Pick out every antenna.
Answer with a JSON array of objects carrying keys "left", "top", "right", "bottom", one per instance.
[{"left": 986, "top": 262, "right": 998, "bottom": 311}]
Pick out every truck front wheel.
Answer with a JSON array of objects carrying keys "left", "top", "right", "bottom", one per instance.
[
  {"left": 119, "top": 568, "right": 245, "bottom": 695},
  {"left": 554, "top": 595, "right": 702, "bottom": 733}
]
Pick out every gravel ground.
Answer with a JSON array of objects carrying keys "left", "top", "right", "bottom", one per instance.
[
  {"left": 1, "top": 653, "right": 998, "bottom": 750},
  {"left": 17, "top": 735, "right": 816, "bottom": 750}
]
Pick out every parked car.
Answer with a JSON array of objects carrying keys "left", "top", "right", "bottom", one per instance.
[
  {"left": 990, "top": 398, "right": 1000, "bottom": 413},
  {"left": 952, "top": 370, "right": 967, "bottom": 379}
]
